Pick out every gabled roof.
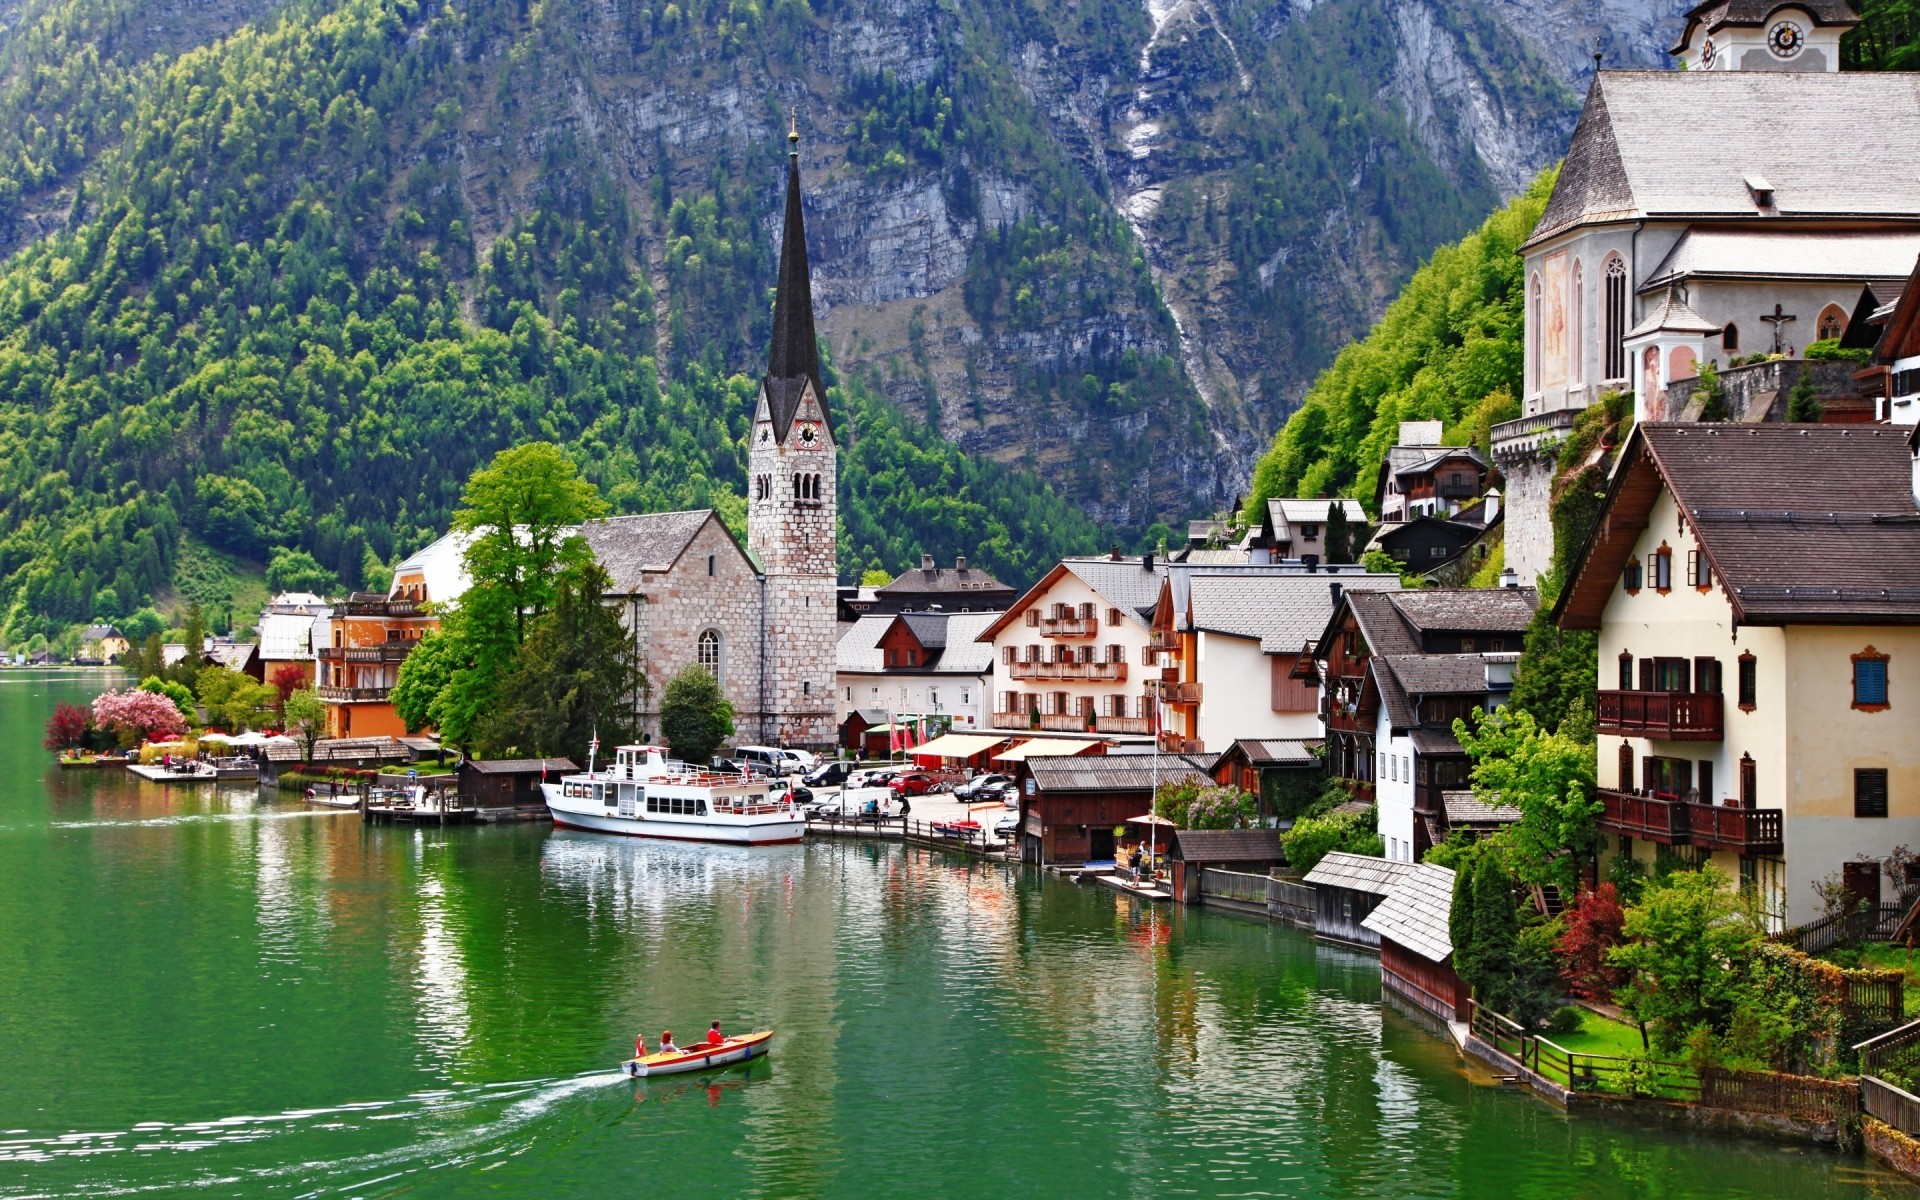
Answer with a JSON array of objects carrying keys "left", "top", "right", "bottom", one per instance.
[
  {"left": 80, "top": 624, "right": 121, "bottom": 640},
  {"left": 1388, "top": 589, "right": 1538, "bottom": 636},
  {"left": 1187, "top": 573, "right": 1402, "bottom": 653},
  {"left": 898, "top": 611, "right": 948, "bottom": 650},
  {"left": 977, "top": 555, "right": 1168, "bottom": 641},
  {"left": 1877, "top": 255, "right": 1920, "bottom": 365},
  {"left": 1025, "top": 755, "right": 1211, "bottom": 794},
  {"left": 1303, "top": 851, "right": 1417, "bottom": 895},
  {"left": 1217, "top": 738, "right": 1322, "bottom": 768},
  {"left": 837, "top": 616, "right": 890, "bottom": 673},
  {"left": 839, "top": 611, "right": 1000, "bottom": 675},
  {"left": 206, "top": 643, "right": 256, "bottom": 672},
  {"left": 1380, "top": 654, "right": 1494, "bottom": 696},
  {"left": 875, "top": 559, "right": 1014, "bottom": 598},
  {"left": 464, "top": 757, "right": 579, "bottom": 775},
  {"left": 1361, "top": 863, "right": 1457, "bottom": 963},
  {"left": 583, "top": 511, "right": 741, "bottom": 589},
  {"left": 1556, "top": 423, "right": 1920, "bottom": 628},
  {"left": 1393, "top": 447, "right": 1489, "bottom": 479},
  {"left": 1670, "top": 0, "right": 1859, "bottom": 54},
  {"left": 392, "top": 528, "right": 477, "bottom": 605},
  {"left": 1528, "top": 72, "right": 1920, "bottom": 249},
  {"left": 1444, "top": 791, "right": 1522, "bottom": 827},
  {"left": 1168, "top": 828, "right": 1284, "bottom": 864}
]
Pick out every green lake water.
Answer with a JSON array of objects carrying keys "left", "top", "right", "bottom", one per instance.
[{"left": 0, "top": 670, "right": 1909, "bottom": 1198}]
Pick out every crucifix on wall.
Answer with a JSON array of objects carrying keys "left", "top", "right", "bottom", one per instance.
[{"left": 1761, "top": 303, "right": 1797, "bottom": 355}]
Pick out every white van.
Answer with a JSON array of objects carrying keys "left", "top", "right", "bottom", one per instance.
[{"left": 736, "top": 746, "right": 803, "bottom": 776}]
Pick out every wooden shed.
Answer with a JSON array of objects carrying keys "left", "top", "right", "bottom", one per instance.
[
  {"left": 457, "top": 758, "right": 578, "bottom": 810},
  {"left": 1300, "top": 852, "right": 1419, "bottom": 949},
  {"left": 1361, "top": 862, "right": 1469, "bottom": 1023},
  {"left": 1018, "top": 754, "right": 1209, "bottom": 866},
  {"left": 1167, "top": 828, "right": 1285, "bottom": 904}
]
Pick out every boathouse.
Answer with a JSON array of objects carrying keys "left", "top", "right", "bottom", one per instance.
[
  {"left": 1300, "top": 852, "right": 1418, "bottom": 948},
  {"left": 1361, "top": 862, "right": 1468, "bottom": 1023},
  {"left": 1017, "top": 753, "right": 1209, "bottom": 865},
  {"left": 1166, "top": 828, "right": 1286, "bottom": 905},
  {"left": 457, "top": 758, "right": 578, "bottom": 810}
]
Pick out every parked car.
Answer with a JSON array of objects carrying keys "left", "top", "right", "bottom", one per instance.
[
  {"left": 953, "top": 773, "right": 1012, "bottom": 801},
  {"left": 782, "top": 748, "right": 819, "bottom": 774},
  {"left": 889, "top": 771, "right": 944, "bottom": 797},
  {"left": 848, "top": 769, "right": 898, "bottom": 790},
  {"left": 712, "top": 756, "right": 774, "bottom": 779},
  {"left": 767, "top": 778, "right": 813, "bottom": 806},
  {"left": 994, "top": 812, "right": 1020, "bottom": 837},
  {"left": 998, "top": 784, "right": 1021, "bottom": 809},
  {"left": 736, "top": 745, "right": 803, "bottom": 776},
  {"left": 805, "top": 761, "right": 854, "bottom": 788}
]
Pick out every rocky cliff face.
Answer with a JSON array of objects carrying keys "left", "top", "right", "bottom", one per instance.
[{"left": 0, "top": 0, "right": 1689, "bottom": 528}]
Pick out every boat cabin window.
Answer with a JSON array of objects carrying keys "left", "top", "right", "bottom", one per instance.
[{"left": 643, "top": 795, "right": 709, "bottom": 816}]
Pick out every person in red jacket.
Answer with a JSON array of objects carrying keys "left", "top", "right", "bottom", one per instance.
[{"left": 706, "top": 1021, "right": 726, "bottom": 1046}]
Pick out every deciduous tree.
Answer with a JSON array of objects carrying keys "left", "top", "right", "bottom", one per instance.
[
  {"left": 1609, "top": 866, "right": 1761, "bottom": 1053},
  {"left": 92, "top": 689, "right": 187, "bottom": 744},
  {"left": 1454, "top": 705, "right": 1598, "bottom": 894},
  {"left": 43, "top": 702, "right": 92, "bottom": 750},
  {"left": 659, "top": 664, "right": 734, "bottom": 766},
  {"left": 283, "top": 689, "right": 328, "bottom": 762}
]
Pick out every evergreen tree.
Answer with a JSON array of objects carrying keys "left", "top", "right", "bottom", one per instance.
[
  {"left": 659, "top": 664, "right": 736, "bottom": 766},
  {"left": 1460, "top": 855, "right": 1520, "bottom": 1012},
  {"left": 1325, "top": 502, "right": 1353, "bottom": 564},
  {"left": 476, "top": 562, "right": 644, "bottom": 765},
  {"left": 1787, "top": 372, "right": 1823, "bottom": 423},
  {"left": 1449, "top": 855, "right": 1479, "bottom": 972}
]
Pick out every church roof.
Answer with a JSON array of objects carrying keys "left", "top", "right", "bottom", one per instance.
[
  {"left": 1529, "top": 71, "right": 1920, "bottom": 248},
  {"left": 1642, "top": 229, "right": 1920, "bottom": 291},
  {"left": 1627, "top": 287, "right": 1723, "bottom": 339},
  {"left": 1670, "top": 0, "right": 1859, "bottom": 54},
  {"left": 582, "top": 510, "right": 735, "bottom": 587},
  {"left": 763, "top": 144, "right": 830, "bottom": 443}
]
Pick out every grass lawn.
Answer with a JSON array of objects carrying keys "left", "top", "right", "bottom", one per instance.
[
  {"left": 379, "top": 764, "right": 456, "bottom": 777},
  {"left": 1539, "top": 1010, "right": 1647, "bottom": 1059}
]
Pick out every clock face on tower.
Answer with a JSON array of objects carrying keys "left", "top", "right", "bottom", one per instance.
[
  {"left": 758, "top": 425, "right": 772, "bottom": 445},
  {"left": 1700, "top": 36, "right": 1716, "bottom": 67},
  {"left": 1768, "top": 19, "right": 1804, "bottom": 57},
  {"left": 796, "top": 422, "right": 822, "bottom": 450}
]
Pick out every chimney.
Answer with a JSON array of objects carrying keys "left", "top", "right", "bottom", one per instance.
[
  {"left": 1744, "top": 173, "right": 1775, "bottom": 211},
  {"left": 921, "top": 553, "right": 935, "bottom": 571},
  {"left": 1499, "top": 567, "right": 1521, "bottom": 589},
  {"left": 1110, "top": 545, "right": 1123, "bottom": 561},
  {"left": 1141, "top": 552, "right": 1154, "bottom": 572},
  {"left": 1303, "top": 554, "right": 1320, "bottom": 572},
  {"left": 1329, "top": 581, "right": 1343, "bottom": 606},
  {"left": 1482, "top": 487, "right": 1501, "bottom": 526},
  {"left": 955, "top": 555, "right": 968, "bottom": 572}
]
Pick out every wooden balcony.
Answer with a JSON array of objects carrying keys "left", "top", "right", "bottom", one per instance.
[
  {"left": 1040, "top": 713, "right": 1092, "bottom": 733},
  {"left": 1685, "top": 801, "right": 1784, "bottom": 855},
  {"left": 1006, "top": 661, "right": 1128, "bottom": 682},
  {"left": 1148, "top": 632, "right": 1182, "bottom": 656},
  {"left": 1168, "top": 681, "right": 1202, "bottom": 705},
  {"left": 318, "top": 684, "right": 394, "bottom": 702},
  {"left": 1158, "top": 732, "right": 1205, "bottom": 754},
  {"left": 1095, "top": 715, "right": 1152, "bottom": 735},
  {"left": 342, "top": 598, "right": 424, "bottom": 618},
  {"left": 1040, "top": 616, "right": 1097, "bottom": 639},
  {"left": 1596, "top": 690, "right": 1724, "bottom": 741},
  {"left": 991, "top": 711, "right": 1035, "bottom": 731},
  {"left": 317, "top": 644, "right": 414, "bottom": 664},
  {"left": 1598, "top": 788, "right": 1691, "bottom": 845}
]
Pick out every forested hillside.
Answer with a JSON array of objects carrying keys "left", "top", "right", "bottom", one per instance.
[{"left": 0, "top": 0, "right": 1101, "bottom": 639}]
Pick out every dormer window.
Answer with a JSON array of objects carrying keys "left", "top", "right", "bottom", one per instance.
[{"left": 1744, "top": 173, "right": 1775, "bottom": 209}]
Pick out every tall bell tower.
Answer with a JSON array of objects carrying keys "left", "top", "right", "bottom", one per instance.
[{"left": 748, "top": 116, "right": 838, "bottom": 748}]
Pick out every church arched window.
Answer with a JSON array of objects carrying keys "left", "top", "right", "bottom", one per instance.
[
  {"left": 1527, "top": 273, "right": 1542, "bottom": 394},
  {"left": 1817, "top": 304, "right": 1846, "bottom": 343},
  {"left": 1603, "top": 254, "right": 1628, "bottom": 381},
  {"left": 1723, "top": 323, "right": 1740, "bottom": 353},
  {"left": 698, "top": 629, "right": 722, "bottom": 680}
]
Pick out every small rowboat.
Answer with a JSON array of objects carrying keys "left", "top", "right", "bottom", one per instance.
[{"left": 621, "top": 1030, "right": 774, "bottom": 1078}]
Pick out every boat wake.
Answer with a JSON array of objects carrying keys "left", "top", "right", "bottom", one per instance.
[
  {"left": 46, "top": 810, "right": 357, "bottom": 831},
  {"left": 0, "top": 1070, "right": 631, "bottom": 1198}
]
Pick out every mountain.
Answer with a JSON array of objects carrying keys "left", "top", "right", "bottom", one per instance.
[{"left": 0, "top": 0, "right": 1693, "bottom": 635}]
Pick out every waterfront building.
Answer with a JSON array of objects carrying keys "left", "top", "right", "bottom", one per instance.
[
  {"left": 1363, "top": 861, "right": 1468, "bottom": 1023},
  {"left": 1494, "top": 0, "right": 1920, "bottom": 583},
  {"left": 1209, "top": 738, "right": 1323, "bottom": 814},
  {"left": 835, "top": 610, "right": 996, "bottom": 738},
  {"left": 1312, "top": 587, "right": 1537, "bottom": 863},
  {"left": 77, "top": 624, "right": 128, "bottom": 665},
  {"left": 1553, "top": 422, "right": 1920, "bottom": 928},
  {"left": 1015, "top": 751, "right": 1210, "bottom": 865},
  {"left": 1148, "top": 568, "right": 1401, "bottom": 755},
  {"left": 318, "top": 531, "right": 463, "bottom": 739},
  {"left": 976, "top": 552, "right": 1165, "bottom": 741},
  {"left": 256, "top": 592, "right": 331, "bottom": 688},
  {"left": 1165, "top": 828, "right": 1285, "bottom": 904}
]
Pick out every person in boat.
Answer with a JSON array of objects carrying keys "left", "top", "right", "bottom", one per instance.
[
  {"left": 635, "top": 1033, "right": 647, "bottom": 1058},
  {"left": 706, "top": 1021, "right": 725, "bottom": 1046},
  {"left": 660, "top": 1030, "right": 679, "bottom": 1053}
]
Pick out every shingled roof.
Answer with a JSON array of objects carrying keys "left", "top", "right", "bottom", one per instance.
[
  {"left": 1303, "top": 851, "right": 1418, "bottom": 895},
  {"left": 1557, "top": 423, "right": 1920, "bottom": 628},
  {"left": 1168, "top": 828, "right": 1284, "bottom": 865},
  {"left": 1361, "top": 863, "right": 1457, "bottom": 963},
  {"left": 1529, "top": 72, "right": 1920, "bottom": 248},
  {"left": 1188, "top": 573, "right": 1401, "bottom": 653},
  {"left": 581, "top": 511, "right": 733, "bottom": 588},
  {"left": 1388, "top": 589, "right": 1537, "bottom": 636},
  {"left": 1025, "top": 755, "right": 1211, "bottom": 794}
]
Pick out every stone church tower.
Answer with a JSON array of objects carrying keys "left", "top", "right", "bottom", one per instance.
[{"left": 748, "top": 124, "right": 839, "bottom": 748}]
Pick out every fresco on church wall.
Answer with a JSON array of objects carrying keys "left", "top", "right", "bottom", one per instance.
[{"left": 1540, "top": 250, "right": 1569, "bottom": 389}]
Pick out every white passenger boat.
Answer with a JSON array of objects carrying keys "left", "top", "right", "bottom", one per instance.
[{"left": 542, "top": 744, "right": 806, "bottom": 845}]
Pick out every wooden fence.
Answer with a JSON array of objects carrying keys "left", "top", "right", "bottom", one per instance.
[
  {"left": 1863, "top": 1075, "right": 1920, "bottom": 1137},
  {"left": 1193, "top": 869, "right": 1318, "bottom": 927},
  {"left": 1696, "top": 1068, "right": 1859, "bottom": 1123},
  {"left": 1199, "top": 868, "right": 1270, "bottom": 906},
  {"left": 1857, "top": 1018, "right": 1920, "bottom": 1079},
  {"left": 1268, "top": 877, "right": 1316, "bottom": 927},
  {"left": 1775, "top": 904, "right": 1907, "bottom": 955},
  {"left": 1470, "top": 1003, "right": 1697, "bottom": 1100}
]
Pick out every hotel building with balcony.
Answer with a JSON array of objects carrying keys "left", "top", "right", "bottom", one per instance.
[
  {"left": 1555, "top": 422, "right": 1920, "bottom": 928},
  {"left": 317, "top": 530, "right": 470, "bottom": 739}
]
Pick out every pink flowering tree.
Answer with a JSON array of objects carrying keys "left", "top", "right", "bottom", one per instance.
[{"left": 92, "top": 688, "right": 187, "bottom": 745}]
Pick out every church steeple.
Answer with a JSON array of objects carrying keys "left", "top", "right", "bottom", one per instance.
[{"left": 763, "top": 113, "right": 828, "bottom": 442}]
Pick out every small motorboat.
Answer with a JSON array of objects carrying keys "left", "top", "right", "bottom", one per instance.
[{"left": 621, "top": 1030, "right": 774, "bottom": 1078}]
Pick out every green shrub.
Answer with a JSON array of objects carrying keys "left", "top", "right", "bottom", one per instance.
[{"left": 1281, "top": 807, "right": 1381, "bottom": 874}]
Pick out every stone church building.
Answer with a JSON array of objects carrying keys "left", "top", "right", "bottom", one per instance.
[
  {"left": 1494, "top": 0, "right": 1920, "bottom": 583},
  {"left": 577, "top": 131, "right": 839, "bottom": 750}
]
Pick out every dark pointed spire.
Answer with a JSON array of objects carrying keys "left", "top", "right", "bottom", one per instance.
[{"left": 763, "top": 110, "right": 828, "bottom": 441}]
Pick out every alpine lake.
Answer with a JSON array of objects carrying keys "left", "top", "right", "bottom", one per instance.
[{"left": 0, "top": 671, "right": 1909, "bottom": 1198}]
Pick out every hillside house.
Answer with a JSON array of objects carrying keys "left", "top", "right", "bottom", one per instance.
[
  {"left": 78, "top": 625, "right": 128, "bottom": 664},
  {"left": 257, "top": 592, "right": 330, "bottom": 688},
  {"left": 1314, "top": 588, "right": 1537, "bottom": 863},
  {"left": 1554, "top": 422, "right": 1920, "bottom": 928}
]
